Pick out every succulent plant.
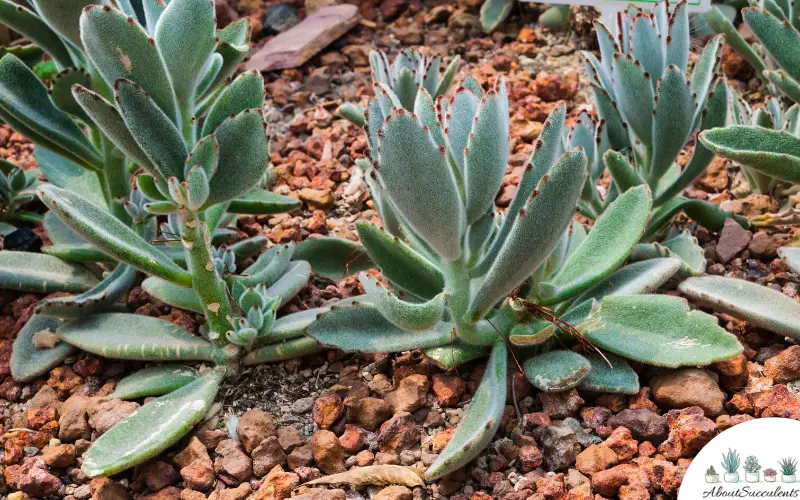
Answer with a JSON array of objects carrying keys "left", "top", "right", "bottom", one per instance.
[
  {"left": 338, "top": 48, "right": 460, "bottom": 126},
  {"left": 0, "top": 158, "right": 41, "bottom": 232},
  {"left": 781, "top": 458, "right": 798, "bottom": 475},
  {"left": 3, "top": 0, "right": 326, "bottom": 477},
  {"left": 704, "top": 0, "right": 800, "bottom": 103},
  {"left": 707, "top": 465, "right": 718, "bottom": 475},
  {"left": 722, "top": 449, "right": 742, "bottom": 473},
  {"left": 307, "top": 76, "right": 741, "bottom": 480},
  {"left": 745, "top": 456, "right": 762, "bottom": 473},
  {"left": 765, "top": 468, "right": 778, "bottom": 478},
  {"left": 0, "top": 0, "right": 299, "bottom": 292},
  {"left": 582, "top": 0, "right": 747, "bottom": 240}
]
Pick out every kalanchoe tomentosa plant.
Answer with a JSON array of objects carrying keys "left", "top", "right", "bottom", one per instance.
[
  {"left": 704, "top": 0, "right": 800, "bottom": 103},
  {"left": 3, "top": 0, "right": 326, "bottom": 478},
  {"left": 582, "top": 0, "right": 747, "bottom": 241},
  {"left": 338, "top": 48, "right": 461, "bottom": 126},
  {"left": 306, "top": 76, "right": 741, "bottom": 480},
  {"left": 0, "top": 158, "right": 41, "bottom": 233}
]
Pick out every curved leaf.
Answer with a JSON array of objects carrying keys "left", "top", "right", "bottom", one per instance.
[
  {"left": 11, "top": 314, "right": 76, "bottom": 382},
  {"left": 226, "top": 188, "right": 300, "bottom": 215},
  {"left": 523, "top": 350, "right": 591, "bottom": 392},
  {"left": 35, "top": 148, "right": 107, "bottom": 210},
  {"left": 744, "top": 7, "right": 800, "bottom": 82},
  {"left": 0, "top": 251, "right": 97, "bottom": 293},
  {"left": 573, "top": 257, "right": 681, "bottom": 304},
  {"left": 201, "top": 69, "right": 265, "bottom": 137},
  {"left": 294, "top": 237, "right": 373, "bottom": 281},
  {"left": 480, "top": 0, "right": 513, "bottom": 32},
  {"left": 142, "top": 277, "right": 202, "bottom": 313},
  {"left": 578, "top": 352, "right": 639, "bottom": 394},
  {"left": 0, "top": 0, "right": 72, "bottom": 66},
  {"left": 359, "top": 272, "right": 446, "bottom": 331},
  {"left": 779, "top": 246, "right": 800, "bottom": 274},
  {"left": 423, "top": 340, "right": 489, "bottom": 370},
  {"left": 242, "top": 337, "right": 323, "bottom": 365},
  {"left": 36, "top": 264, "right": 137, "bottom": 318},
  {"left": 699, "top": 126, "right": 800, "bottom": 183},
  {"left": 110, "top": 365, "right": 199, "bottom": 400}
]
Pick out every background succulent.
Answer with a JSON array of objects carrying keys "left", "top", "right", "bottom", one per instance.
[
  {"left": 306, "top": 76, "right": 741, "bottom": 481},
  {"left": 582, "top": 0, "right": 747, "bottom": 241},
  {"left": 0, "top": 158, "right": 40, "bottom": 233}
]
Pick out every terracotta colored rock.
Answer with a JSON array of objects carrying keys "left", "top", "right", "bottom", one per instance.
[
  {"left": 142, "top": 460, "right": 179, "bottom": 491},
  {"left": 291, "top": 488, "right": 346, "bottom": 500},
  {"left": 592, "top": 464, "right": 650, "bottom": 497},
  {"left": 535, "top": 473, "right": 567, "bottom": 500},
  {"left": 541, "top": 389, "right": 584, "bottom": 418},
  {"left": 90, "top": 477, "right": 133, "bottom": 500},
  {"left": 250, "top": 465, "right": 299, "bottom": 500},
  {"left": 432, "top": 373, "right": 465, "bottom": 406},
  {"left": 533, "top": 425, "right": 582, "bottom": 471},
  {"left": 86, "top": 397, "right": 139, "bottom": 434},
  {"left": 431, "top": 427, "right": 456, "bottom": 453},
  {"left": 712, "top": 353, "right": 749, "bottom": 390},
  {"left": 519, "top": 444, "right": 544, "bottom": 472},
  {"left": 180, "top": 489, "right": 206, "bottom": 500},
  {"left": 607, "top": 409, "right": 668, "bottom": 443},
  {"left": 245, "top": 5, "right": 359, "bottom": 71},
  {"left": 650, "top": 368, "right": 726, "bottom": 417},
  {"left": 253, "top": 436, "right": 288, "bottom": 477},
  {"left": 716, "top": 413, "right": 756, "bottom": 431},
  {"left": 385, "top": 374, "right": 430, "bottom": 413},
  {"left": 140, "top": 486, "right": 182, "bottom": 500},
  {"left": 299, "top": 188, "right": 335, "bottom": 211},
  {"left": 312, "top": 393, "right": 344, "bottom": 429},
  {"left": 716, "top": 218, "right": 752, "bottom": 263},
  {"left": 576, "top": 444, "right": 618, "bottom": 476},
  {"left": 377, "top": 411, "right": 421, "bottom": 452},
  {"left": 566, "top": 482, "right": 593, "bottom": 500},
  {"left": 354, "top": 449, "right": 374, "bottom": 466},
  {"left": 751, "top": 384, "right": 800, "bottom": 419},
  {"left": 5, "top": 457, "right": 63, "bottom": 497},
  {"left": 627, "top": 388, "right": 659, "bottom": 414},
  {"left": 174, "top": 437, "right": 211, "bottom": 470},
  {"left": 310, "top": 430, "right": 346, "bottom": 474},
  {"left": 180, "top": 459, "right": 215, "bottom": 491},
  {"left": 276, "top": 427, "right": 305, "bottom": 452},
  {"left": 525, "top": 412, "right": 553, "bottom": 429},
  {"left": 236, "top": 410, "right": 276, "bottom": 453},
  {"left": 49, "top": 365, "right": 83, "bottom": 392},
  {"left": 207, "top": 483, "right": 250, "bottom": 500},
  {"left": 42, "top": 443, "right": 76, "bottom": 468},
  {"left": 374, "top": 485, "right": 412, "bottom": 500},
  {"left": 533, "top": 72, "right": 579, "bottom": 102},
  {"left": 346, "top": 397, "right": 391, "bottom": 431},
  {"left": 658, "top": 407, "right": 718, "bottom": 461},
  {"left": 765, "top": 346, "right": 800, "bottom": 383},
  {"left": 338, "top": 424, "right": 365, "bottom": 453},
  {"left": 213, "top": 439, "right": 252, "bottom": 483},
  {"left": 287, "top": 443, "right": 314, "bottom": 470},
  {"left": 604, "top": 427, "right": 638, "bottom": 462}
]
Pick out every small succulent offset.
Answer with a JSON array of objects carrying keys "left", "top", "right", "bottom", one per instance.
[
  {"left": 0, "top": 158, "right": 40, "bottom": 232},
  {"left": 722, "top": 449, "right": 742, "bottom": 473},
  {"left": 5, "top": 0, "right": 323, "bottom": 478},
  {"left": 338, "top": 48, "right": 460, "bottom": 126},
  {"left": 307, "top": 76, "right": 741, "bottom": 480},
  {"left": 582, "top": 0, "right": 747, "bottom": 240},
  {"left": 745, "top": 456, "right": 762, "bottom": 474},
  {"left": 704, "top": 0, "right": 800, "bottom": 103}
]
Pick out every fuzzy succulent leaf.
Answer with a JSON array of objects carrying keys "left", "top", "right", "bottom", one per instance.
[
  {"left": 209, "top": 18, "right": 250, "bottom": 92},
  {"left": 425, "top": 341, "right": 506, "bottom": 480},
  {"left": 445, "top": 87, "right": 479, "bottom": 176},
  {"left": 377, "top": 109, "right": 464, "bottom": 260},
  {"left": 49, "top": 67, "right": 91, "bottom": 120},
  {"left": 359, "top": 272, "right": 446, "bottom": 331},
  {"left": 38, "top": 185, "right": 192, "bottom": 286},
  {"left": 572, "top": 257, "right": 681, "bottom": 304},
  {"left": 306, "top": 304, "right": 453, "bottom": 352},
  {"left": 110, "top": 365, "right": 200, "bottom": 400},
  {"left": 58, "top": 313, "right": 216, "bottom": 361},
  {"left": 435, "top": 57, "right": 461, "bottom": 98},
  {"left": 523, "top": 350, "right": 591, "bottom": 392},
  {"left": 242, "top": 337, "right": 323, "bottom": 364},
  {"left": 779, "top": 247, "right": 800, "bottom": 274},
  {"left": 666, "top": 1, "right": 690, "bottom": 70},
  {"left": 423, "top": 341, "right": 489, "bottom": 370},
  {"left": 338, "top": 102, "right": 366, "bottom": 126},
  {"left": 744, "top": 8, "right": 800, "bottom": 82},
  {"left": 631, "top": 14, "right": 665, "bottom": 84},
  {"left": 293, "top": 237, "right": 374, "bottom": 280},
  {"left": 699, "top": 126, "right": 800, "bottom": 183},
  {"left": 604, "top": 150, "right": 646, "bottom": 192},
  {"left": 645, "top": 197, "right": 748, "bottom": 240},
  {"left": 142, "top": 277, "right": 203, "bottom": 313},
  {"left": 264, "top": 261, "right": 311, "bottom": 308},
  {"left": 35, "top": 264, "right": 137, "bottom": 318},
  {"left": 612, "top": 54, "right": 655, "bottom": 146},
  {"left": 357, "top": 222, "right": 444, "bottom": 299},
  {"left": 480, "top": 0, "right": 513, "bottom": 32},
  {"left": 202, "top": 109, "right": 270, "bottom": 208},
  {"left": 539, "top": 185, "right": 652, "bottom": 305},
  {"left": 0, "top": 251, "right": 98, "bottom": 293},
  {"left": 467, "top": 150, "right": 587, "bottom": 320},
  {"left": 580, "top": 294, "right": 742, "bottom": 367},
  {"left": 80, "top": 4, "right": 178, "bottom": 121},
  {"left": 201, "top": 69, "right": 265, "bottom": 137},
  {"left": 0, "top": 0, "right": 72, "bottom": 66},
  {"left": 679, "top": 275, "right": 800, "bottom": 340},
  {"left": 0, "top": 55, "right": 103, "bottom": 169},
  {"left": 578, "top": 352, "right": 640, "bottom": 394},
  {"left": 238, "top": 244, "right": 293, "bottom": 287},
  {"left": 689, "top": 35, "right": 723, "bottom": 118},
  {"left": 10, "top": 314, "right": 76, "bottom": 382},
  {"left": 703, "top": 7, "right": 766, "bottom": 75},
  {"left": 650, "top": 66, "right": 696, "bottom": 180},
  {"left": 227, "top": 189, "right": 300, "bottom": 215},
  {"left": 629, "top": 231, "right": 705, "bottom": 276},
  {"left": 82, "top": 369, "right": 222, "bottom": 477}
]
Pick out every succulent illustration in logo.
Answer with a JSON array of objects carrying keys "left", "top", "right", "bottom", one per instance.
[
  {"left": 780, "top": 457, "right": 798, "bottom": 483},
  {"left": 744, "top": 455, "right": 761, "bottom": 483},
  {"left": 706, "top": 465, "right": 720, "bottom": 483},
  {"left": 722, "top": 449, "right": 741, "bottom": 483}
]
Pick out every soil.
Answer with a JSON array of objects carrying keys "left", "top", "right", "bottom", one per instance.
[{"left": 0, "top": 0, "right": 798, "bottom": 499}]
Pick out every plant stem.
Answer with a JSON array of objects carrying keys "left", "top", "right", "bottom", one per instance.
[
  {"left": 441, "top": 260, "right": 496, "bottom": 346},
  {"left": 100, "top": 138, "right": 132, "bottom": 224},
  {"left": 179, "top": 209, "right": 233, "bottom": 347}
]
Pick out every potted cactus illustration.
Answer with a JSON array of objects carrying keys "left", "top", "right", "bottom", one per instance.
[
  {"left": 722, "top": 449, "right": 741, "bottom": 483},
  {"left": 706, "top": 465, "right": 720, "bottom": 483},
  {"left": 780, "top": 458, "right": 798, "bottom": 483},
  {"left": 765, "top": 469, "right": 778, "bottom": 482},
  {"left": 744, "top": 456, "right": 761, "bottom": 483}
]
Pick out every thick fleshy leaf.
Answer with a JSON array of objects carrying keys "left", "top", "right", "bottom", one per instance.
[
  {"left": 591, "top": 85, "right": 629, "bottom": 150},
  {"left": 306, "top": 304, "right": 453, "bottom": 352},
  {"left": 679, "top": 275, "right": 800, "bottom": 340},
  {"left": 539, "top": 185, "right": 652, "bottom": 305},
  {"left": 39, "top": 185, "right": 192, "bottom": 286},
  {"left": 666, "top": 1, "right": 690, "bottom": 70},
  {"left": 58, "top": 313, "right": 216, "bottom": 361},
  {"left": 0, "top": 55, "right": 103, "bottom": 169},
  {"left": 0, "top": 251, "right": 97, "bottom": 293},
  {"left": 644, "top": 196, "right": 748, "bottom": 240},
  {"left": 35, "top": 148, "right": 107, "bottom": 210},
  {"left": 445, "top": 87, "right": 479, "bottom": 175},
  {"left": 242, "top": 337, "right": 323, "bottom": 364},
  {"left": 689, "top": 35, "right": 723, "bottom": 118},
  {"left": 604, "top": 150, "right": 646, "bottom": 192},
  {"left": 630, "top": 14, "right": 665, "bottom": 84},
  {"left": 435, "top": 56, "right": 461, "bottom": 98},
  {"left": 580, "top": 295, "right": 742, "bottom": 367},
  {"left": 142, "top": 277, "right": 202, "bottom": 313},
  {"left": 293, "top": 237, "right": 374, "bottom": 280},
  {"left": 226, "top": 189, "right": 300, "bottom": 215},
  {"left": 203, "top": 110, "right": 270, "bottom": 208},
  {"left": 264, "top": 261, "right": 311, "bottom": 308},
  {"left": 744, "top": 8, "right": 800, "bottom": 82},
  {"left": 338, "top": 102, "right": 366, "bottom": 126},
  {"left": 110, "top": 365, "right": 199, "bottom": 400},
  {"left": 35, "top": 0, "right": 100, "bottom": 48},
  {"left": 80, "top": 4, "right": 177, "bottom": 120},
  {"left": 650, "top": 66, "right": 695, "bottom": 180},
  {"left": 35, "top": 265, "right": 137, "bottom": 318},
  {"left": 467, "top": 150, "right": 587, "bottom": 321},
  {"left": 523, "top": 350, "right": 591, "bottom": 392},
  {"left": 155, "top": 0, "right": 216, "bottom": 107},
  {"left": 423, "top": 341, "right": 489, "bottom": 370},
  {"left": 425, "top": 341, "right": 506, "bottom": 480},
  {"left": 201, "top": 70, "right": 265, "bottom": 137},
  {"left": 238, "top": 244, "right": 293, "bottom": 288},
  {"left": 765, "top": 70, "right": 800, "bottom": 103},
  {"left": 49, "top": 67, "right": 91, "bottom": 120},
  {"left": 779, "top": 247, "right": 800, "bottom": 274},
  {"left": 392, "top": 67, "right": 418, "bottom": 111},
  {"left": 11, "top": 314, "right": 76, "bottom": 382},
  {"left": 465, "top": 90, "right": 509, "bottom": 224},
  {"left": 573, "top": 257, "right": 681, "bottom": 304},
  {"left": 703, "top": 7, "right": 766, "bottom": 75},
  {"left": 480, "top": 0, "right": 513, "bottom": 32},
  {"left": 612, "top": 54, "right": 655, "bottom": 146},
  {"left": 0, "top": 0, "right": 72, "bottom": 66},
  {"left": 699, "top": 126, "right": 800, "bottom": 183},
  {"left": 356, "top": 222, "right": 444, "bottom": 299},
  {"left": 578, "top": 352, "right": 640, "bottom": 394},
  {"left": 629, "top": 231, "right": 705, "bottom": 277},
  {"left": 115, "top": 79, "right": 187, "bottom": 181},
  {"left": 378, "top": 110, "right": 464, "bottom": 260},
  {"left": 359, "top": 273, "right": 445, "bottom": 331},
  {"left": 82, "top": 369, "right": 223, "bottom": 477},
  {"left": 207, "top": 18, "right": 250, "bottom": 93}
]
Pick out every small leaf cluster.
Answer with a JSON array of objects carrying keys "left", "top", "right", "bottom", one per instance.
[{"left": 0, "top": 158, "right": 40, "bottom": 230}]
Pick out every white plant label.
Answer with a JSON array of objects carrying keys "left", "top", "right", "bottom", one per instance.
[{"left": 520, "top": 0, "right": 712, "bottom": 28}]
